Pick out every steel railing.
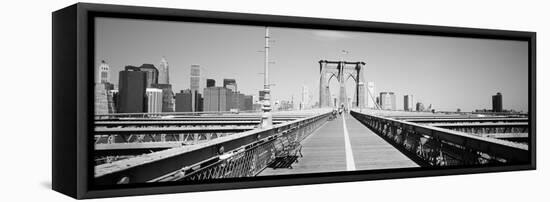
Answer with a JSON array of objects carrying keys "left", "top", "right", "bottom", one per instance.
[
  {"left": 94, "top": 110, "right": 332, "bottom": 185},
  {"left": 350, "top": 110, "right": 529, "bottom": 166}
]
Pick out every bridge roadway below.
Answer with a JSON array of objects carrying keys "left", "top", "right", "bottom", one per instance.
[{"left": 259, "top": 112, "right": 419, "bottom": 176}]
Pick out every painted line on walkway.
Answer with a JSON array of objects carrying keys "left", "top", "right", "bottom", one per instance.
[{"left": 342, "top": 114, "right": 356, "bottom": 171}]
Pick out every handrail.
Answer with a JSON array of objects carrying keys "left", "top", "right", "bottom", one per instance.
[
  {"left": 404, "top": 118, "right": 528, "bottom": 123},
  {"left": 94, "top": 120, "right": 286, "bottom": 127},
  {"left": 94, "top": 126, "right": 255, "bottom": 135},
  {"left": 94, "top": 110, "right": 332, "bottom": 185},
  {"left": 428, "top": 122, "right": 528, "bottom": 128},
  {"left": 350, "top": 110, "right": 529, "bottom": 166}
]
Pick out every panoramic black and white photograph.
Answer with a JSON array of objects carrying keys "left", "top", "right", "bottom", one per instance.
[{"left": 93, "top": 17, "right": 530, "bottom": 185}]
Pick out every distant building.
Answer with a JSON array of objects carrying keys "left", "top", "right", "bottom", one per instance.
[
  {"left": 203, "top": 87, "right": 232, "bottom": 112},
  {"left": 175, "top": 90, "right": 193, "bottom": 112},
  {"left": 97, "top": 60, "right": 110, "bottom": 83},
  {"left": 253, "top": 103, "right": 262, "bottom": 111},
  {"left": 404, "top": 95, "right": 414, "bottom": 111},
  {"left": 175, "top": 89, "right": 202, "bottom": 112},
  {"left": 206, "top": 79, "right": 216, "bottom": 88},
  {"left": 151, "top": 83, "right": 174, "bottom": 112},
  {"left": 194, "top": 91, "right": 203, "bottom": 112},
  {"left": 223, "top": 79, "right": 237, "bottom": 92},
  {"left": 146, "top": 88, "right": 163, "bottom": 113},
  {"left": 95, "top": 60, "right": 115, "bottom": 114},
  {"left": 94, "top": 83, "right": 115, "bottom": 114},
  {"left": 229, "top": 92, "right": 243, "bottom": 111},
  {"left": 492, "top": 92, "right": 503, "bottom": 112},
  {"left": 190, "top": 65, "right": 201, "bottom": 91},
  {"left": 139, "top": 64, "right": 159, "bottom": 88},
  {"left": 379, "top": 92, "right": 396, "bottom": 110},
  {"left": 226, "top": 91, "right": 253, "bottom": 111},
  {"left": 158, "top": 57, "right": 170, "bottom": 84},
  {"left": 279, "top": 100, "right": 294, "bottom": 111},
  {"left": 118, "top": 66, "right": 147, "bottom": 113},
  {"left": 252, "top": 95, "right": 259, "bottom": 103},
  {"left": 259, "top": 90, "right": 267, "bottom": 101},
  {"left": 190, "top": 65, "right": 201, "bottom": 111},
  {"left": 244, "top": 95, "right": 253, "bottom": 111},
  {"left": 238, "top": 93, "right": 246, "bottom": 110},
  {"left": 416, "top": 102, "right": 425, "bottom": 112},
  {"left": 366, "top": 81, "right": 376, "bottom": 109},
  {"left": 108, "top": 89, "right": 118, "bottom": 113},
  {"left": 300, "top": 85, "right": 309, "bottom": 110},
  {"left": 426, "top": 104, "right": 433, "bottom": 112}
]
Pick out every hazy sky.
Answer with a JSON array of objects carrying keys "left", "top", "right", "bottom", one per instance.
[{"left": 95, "top": 17, "right": 528, "bottom": 112}]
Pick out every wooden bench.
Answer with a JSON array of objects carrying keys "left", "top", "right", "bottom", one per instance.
[{"left": 271, "top": 135, "right": 303, "bottom": 169}]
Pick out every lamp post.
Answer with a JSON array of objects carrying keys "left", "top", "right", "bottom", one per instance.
[{"left": 260, "top": 27, "right": 273, "bottom": 129}]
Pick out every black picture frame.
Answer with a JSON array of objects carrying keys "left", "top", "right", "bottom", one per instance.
[{"left": 52, "top": 3, "right": 536, "bottom": 199}]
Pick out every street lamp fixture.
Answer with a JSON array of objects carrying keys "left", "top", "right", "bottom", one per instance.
[{"left": 260, "top": 27, "right": 273, "bottom": 129}]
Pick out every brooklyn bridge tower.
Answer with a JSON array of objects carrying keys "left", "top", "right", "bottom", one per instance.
[{"left": 319, "top": 60, "right": 366, "bottom": 109}]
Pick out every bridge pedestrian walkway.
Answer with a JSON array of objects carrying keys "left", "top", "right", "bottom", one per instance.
[{"left": 259, "top": 113, "right": 418, "bottom": 176}]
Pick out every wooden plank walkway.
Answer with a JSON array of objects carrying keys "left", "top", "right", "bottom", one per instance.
[
  {"left": 259, "top": 113, "right": 418, "bottom": 176},
  {"left": 344, "top": 114, "right": 419, "bottom": 170}
]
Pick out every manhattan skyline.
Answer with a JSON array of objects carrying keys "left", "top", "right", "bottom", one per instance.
[{"left": 95, "top": 17, "right": 528, "bottom": 112}]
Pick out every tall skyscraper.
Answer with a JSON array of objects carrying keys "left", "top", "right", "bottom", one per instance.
[
  {"left": 223, "top": 79, "right": 237, "bottom": 92},
  {"left": 492, "top": 92, "right": 503, "bottom": 112},
  {"left": 379, "top": 92, "right": 396, "bottom": 110},
  {"left": 190, "top": 65, "right": 201, "bottom": 112},
  {"left": 404, "top": 95, "right": 414, "bottom": 111},
  {"left": 97, "top": 60, "right": 110, "bottom": 83},
  {"left": 158, "top": 57, "right": 170, "bottom": 84},
  {"left": 301, "top": 85, "right": 309, "bottom": 110},
  {"left": 366, "top": 81, "right": 376, "bottom": 109},
  {"left": 145, "top": 88, "right": 163, "bottom": 113},
  {"left": 118, "top": 66, "right": 147, "bottom": 113},
  {"left": 190, "top": 65, "right": 201, "bottom": 92},
  {"left": 206, "top": 79, "right": 216, "bottom": 88},
  {"left": 139, "top": 64, "right": 159, "bottom": 88}
]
